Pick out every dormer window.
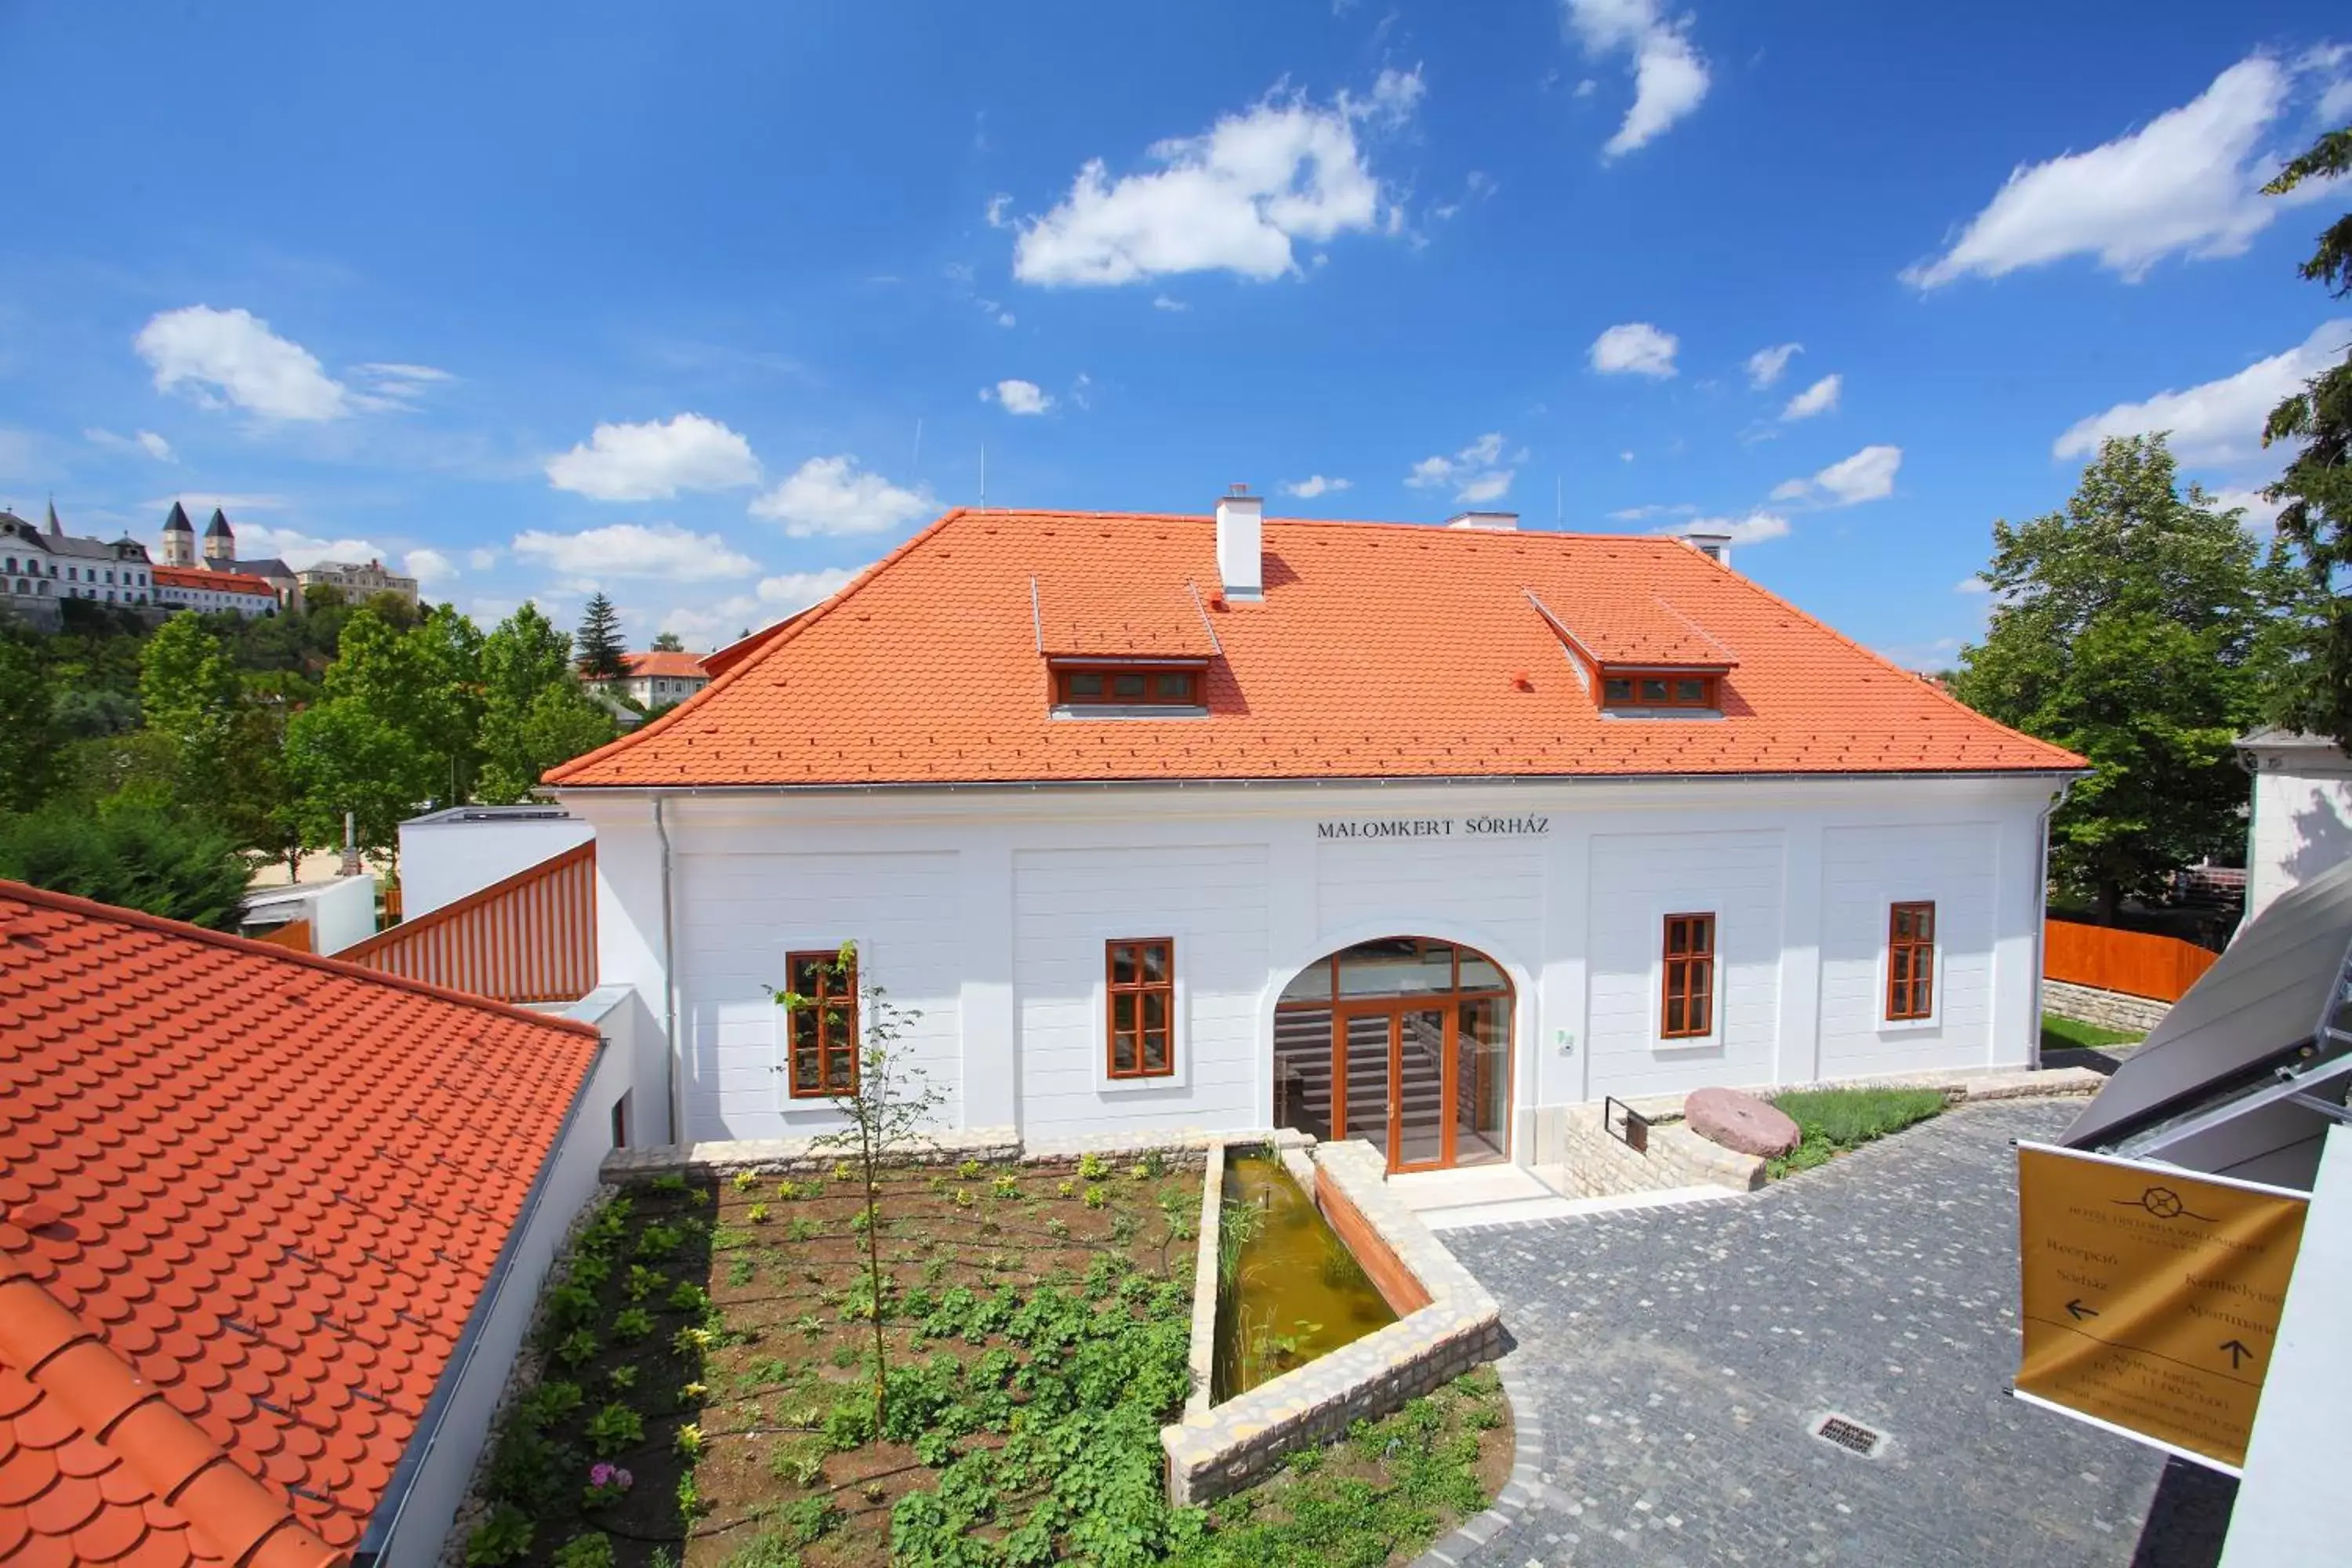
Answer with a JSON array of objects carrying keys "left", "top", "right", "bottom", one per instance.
[
  {"left": 1602, "top": 673, "right": 1719, "bottom": 710},
  {"left": 1054, "top": 665, "right": 1201, "bottom": 707}
]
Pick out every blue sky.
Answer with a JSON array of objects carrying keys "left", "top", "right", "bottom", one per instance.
[{"left": 2, "top": 2, "right": 2347, "bottom": 664}]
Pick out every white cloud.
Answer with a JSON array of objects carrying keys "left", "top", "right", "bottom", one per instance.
[
  {"left": 85, "top": 428, "right": 175, "bottom": 461},
  {"left": 1152, "top": 294, "right": 1189, "bottom": 311},
  {"left": 1280, "top": 474, "right": 1352, "bottom": 499},
  {"left": 466, "top": 546, "right": 501, "bottom": 572},
  {"left": 225, "top": 520, "right": 389, "bottom": 570},
  {"left": 1563, "top": 0, "right": 1711, "bottom": 157},
  {"left": 1773, "top": 444, "right": 1903, "bottom": 506},
  {"left": 1008, "top": 74, "right": 1417, "bottom": 286},
  {"left": 2207, "top": 486, "right": 2288, "bottom": 532},
  {"left": 511, "top": 521, "right": 759, "bottom": 583},
  {"left": 1665, "top": 510, "right": 1789, "bottom": 546},
  {"left": 1906, "top": 54, "right": 2346, "bottom": 289},
  {"left": 985, "top": 193, "right": 1013, "bottom": 229},
  {"left": 1608, "top": 502, "right": 1697, "bottom": 521},
  {"left": 1955, "top": 575, "right": 1991, "bottom": 594},
  {"left": 1780, "top": 372, "right": 1842, "bottom": 421},
  {"left": 757, "top": 566, "right": 864, "bottom": 612},
  {"left": 1745, "top": 342, "right": 1801, "bottom": 388},
  {"left": 981, "top": 379, "right": 1054, "bottom": 416},
  {"left": 2053, "top": 321, "right": 2350, "bottom": 465},
  {"left": 654, "top": 565, "right": 869, "bottom": 651},
  {"left": 1406, "top": 432, "right": 1515, "bottom": 504},
  {"left": 136, "top": 305, "right": 350, "bottom": 421},
  {"left": 1589, "top": 321, "right": 1679, "bottom": 378},
  {"left": 405, "top": 547, "right": 458, "bottom": 586},
  {"left": 544, "top": 413, "right": 761, "bottom": 502},
  {"left": 349, "top": 361, "right": 452, "bottom": 410},
  {"left": 750, "top": 456, "right": 934, "bottom": 538},
  {"left": 1573, "top": 78, "right": 1598, "bottom": 99}
]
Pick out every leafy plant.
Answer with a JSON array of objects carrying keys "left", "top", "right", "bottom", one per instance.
[
  {"left": 554, "top": 1329, "right": 598, "bottom": 1369},
  {"left": 608, "top": 1365, "right": 638, "bottom": 1391},
  {"left": 582, "top": 1461, "right": 633, "bottom": 1508},
  {"left": 613, "top": 1308, "right": 655, "bottom": 1341},
  {"left": 465, "top": 1505, "right": 532, "bottom": 1566},
  {"left": 747, "top": 1201, "right": 771, "bottom": 1224},
  {"left": 775, "top": 1178, "right": 802, "bottom": 1200},
  {"left": 517, "top": 1379, "right": 583, "bottom": 1431},
  {"left": 669, "top": 1280, "right": 713, "bottom": 1313},
  {"left": 1083, "top": 1185, "right": 1108, "bottom": 1211},
  {"left": 551, "top": 1534, "right": 615, "bottom": 1568},
  {"left": 956, "top": 1158, "right": 984, "bottom": 1181},
  {"left": 585, "top": 1402, "right": 644, "bottom": 1457},
  {"left": 770, "top": 1440, "right": 826, "bottom": 1487},
  {"left": 1077, "top": 1152, "right": 1111, "bottom": 1181},
  {"left": 732, "top": 1169, "right": 760, "bottom": 1192},
  {"left": 675, "top": 1422, "right": 706, "bottom": 1460},
  {"left": 624, "top": 1265, "right": 667, "bottom": 1301},
  {"left": 635, "top": 1221, "right": 685, "bottom": 1259}
]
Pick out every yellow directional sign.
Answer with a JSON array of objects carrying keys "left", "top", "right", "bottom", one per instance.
[{"left": 2016, "top": 1142, "right": 2309, "bottom": 1474}]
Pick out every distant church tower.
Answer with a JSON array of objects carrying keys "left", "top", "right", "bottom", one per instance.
[
  {"left": 202, "top": 506, "right": 234, "bottom": 566},
  {"left": 160, "top": 501, "right": 196, "bottom": 567}
]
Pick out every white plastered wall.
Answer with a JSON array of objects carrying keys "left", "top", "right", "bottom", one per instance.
[
  {"left": 2245, "top": 740, "right": 2352, "bottom": 920},
  {"left": 561, "top": 775, "right": 2061, "bottom": 1159}
]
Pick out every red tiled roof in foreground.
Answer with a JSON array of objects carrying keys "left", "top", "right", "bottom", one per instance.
[
  {"left": 0, "top": 880, "right": 601, "bottom": 1566},
  {"left": 546, "top": 510, "right": 2083, "bottom": 789}
]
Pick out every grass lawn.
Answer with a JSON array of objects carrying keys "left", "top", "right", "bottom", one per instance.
[
  {"left": 464, "top": 1153, "right": 1506, "bottom": 1568},
  {"left": 1766, "top": 1087, "right": 1951, "bottom": 1178},
  {"left": 2040, "top": 1015, "right": 2146, "bottom": 1053}
]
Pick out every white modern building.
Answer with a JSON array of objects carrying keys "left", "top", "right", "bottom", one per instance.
[
  {"left": 152, "top": 564, "right": 278, "bottom": 618},
  {"left": 547, "top": 497, "right": 2084, "bottom": 1171},
  {"left": 398, "top": 804, "right": 595, "bottom": 919},
  {"left": 2239, "top": 728, "right": 2352, "bottom": 921}
]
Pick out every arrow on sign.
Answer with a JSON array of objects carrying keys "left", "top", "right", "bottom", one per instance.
[
  {"left": 2064, "top": 1299, "right": 2099, "bottom": 1322},
  {"left": 2220, "top": 1339, "right": 2254, "bottom": 1370}
]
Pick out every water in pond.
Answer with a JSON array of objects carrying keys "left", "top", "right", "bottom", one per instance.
[{"left": 1211, "top": 1152, "right": 1400, "bottom": 1403}]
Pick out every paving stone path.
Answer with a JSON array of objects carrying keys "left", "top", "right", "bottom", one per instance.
[{"left": 1421, "top": 1100, "right": 2234, "bottom": 1568}]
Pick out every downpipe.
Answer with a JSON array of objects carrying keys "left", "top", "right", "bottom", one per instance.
[
  {"left": 655, "top": 795, "right": 681, "bottom": 1145},
  {"left": 2030, "top": 780, "right": 2072, "bottom": 1069}
]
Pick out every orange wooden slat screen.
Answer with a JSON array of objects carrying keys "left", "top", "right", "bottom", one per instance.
[
  {"left": 2043, "top": 919, "right": 2219, "bottom": 1003},
  {"left": 337, "top": 840, "right": 597, "bottom": 1004},
  {"left": 251, "top": 920, "right": 311, "bottom": 953}
]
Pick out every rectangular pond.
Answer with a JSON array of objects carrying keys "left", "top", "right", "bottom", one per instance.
[{"left": 1210, "top": 1150, "right": 1400, "bottom": 1403}]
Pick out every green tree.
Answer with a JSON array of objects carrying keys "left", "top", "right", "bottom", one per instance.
[
  {"left": 1951, "top": 434, "right": 2286, "bottom": 920},
  {"left": 650, "top": 630, "right": 685, "bottom": 652},
  {"left": 281, "top": 699, "right": 431, "bottom": 861},
  {"left": 478, "top": 604, "right": 616, "bottom": 802},
  {"left": 407, "top": 606, "right": 486, "bottom": 804},
  {"left": 2260, "top": 125, "right": 2352, "bottom": 746},
  {"left": 138, "top": 612, "right": 241, "bottom": 810},
  {"left": 575, "top": 592, "right": 628, "bottom": 681},
  {"left": 0, "top": 623, "right": 57, "bottom": 806},
  {"left": 0, "top": 800, "right": 249, "bottom": 929}
]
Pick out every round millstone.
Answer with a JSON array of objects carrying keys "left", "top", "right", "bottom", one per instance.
[{"left": 1684, "top": 1087, "right": 1802, "bottom": 1157}]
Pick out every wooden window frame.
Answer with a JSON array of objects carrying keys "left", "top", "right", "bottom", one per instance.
[
  {"left": 1601, "top": 670, "right": 1721, "bottom": 710},
  {"left": 1886, "top": 902, "right": 1936, "bottom": 1022},
  {"left": 783, "top": 948, "right": 859, "bottom": 1098},
  {"left": 1660, "top": 913, "right": 1717, "bottom": 1040},
  {"left": 1053, "top": 665, "right": 1203, "bottom": 707},
  {"left": 1105, "top": 938, "right": 1177, "bottom": 1080}
]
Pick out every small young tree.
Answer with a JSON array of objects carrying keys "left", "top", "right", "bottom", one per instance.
[
  {"left": 768, "top": 942, "right": 942, "bottom": 1435},
  {"left": 575, "top": 592, "right": 629, "bottom": 682},
  {"left": 650, "top": 630, "right": 686, "bottom": 652}
]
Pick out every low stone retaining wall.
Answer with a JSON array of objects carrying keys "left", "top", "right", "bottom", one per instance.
[
  {"left": 1160, "top": 1139, "right": 1504, "bottom": 1506},
  {"left": 2043, "top": 978, "right": 2169, "bottom": 1035},
  {"left": 1529, "top": 1064, "right": 2107, "bottom": 1202},
  {"left": 600, "top": 1123, "right": 1255, "bottom": 1181}
]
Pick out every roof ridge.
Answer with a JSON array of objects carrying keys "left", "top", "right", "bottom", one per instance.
[
  {"left": 0, "top": 878, "right": 601, "bottom": 1040},
  {"left": 545, "top": 507, "right": 975, "bottom": 786},
  {"left": 0, "top": 1273, "right": 343, "bottom": 1566}
]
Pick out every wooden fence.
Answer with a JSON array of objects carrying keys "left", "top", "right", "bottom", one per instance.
[
  {"left": 250, "top": 920, "right": 311, "bottom": 954},
  {"left": 2044, "top": 918, "right": 2220, "bottom": 1004},
  {"left": 337, "top": 840, "right": 597, "bottom": 1004}
]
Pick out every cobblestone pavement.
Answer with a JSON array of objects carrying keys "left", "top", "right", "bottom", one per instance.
[{"left": 1423, "top": 1101, "right": 2232, "bottom": 1568}]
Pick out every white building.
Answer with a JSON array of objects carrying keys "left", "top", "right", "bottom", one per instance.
[
  {"left": 2238, "top": 728, "right": 2352, "bottom": 921},
  {"left": 2, "top": 503, "right": 153, "bottom": 608},
  {"left": 298, "top": 557, "right": 419, "bottom": 608},
  {"left": 398, "top": 804, "right": 595, "bottom": 920},
  {"left": 152, "top": 564, "right": 278, "bottom": 618},
  {"left": 548, "top": 498, "right": 2084, "bottom": 1171},
  {"left": 608, "top": 649, "right": 711, "bottom": 708}
]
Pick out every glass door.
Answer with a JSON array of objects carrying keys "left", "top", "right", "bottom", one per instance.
[
  {"left": 1393, "top": 1007, "right": 1450, "bottom": 1171},
  {"left": 1337, "top": 1011, "right": 1392, "bottom": 1163}
]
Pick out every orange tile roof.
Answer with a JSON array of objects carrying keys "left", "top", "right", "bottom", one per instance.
[
  {"left": 620, "top": 651, "right": 708, "bottom": 680},
  {"left": 546, "top": 509, "right": 2084, "bottom": 789},
  {"left": 152, "top": 567, "right": 274, "bottom": 597},
  {"left": 0, "top": 880, "right": 601, "bottom": 1566}
]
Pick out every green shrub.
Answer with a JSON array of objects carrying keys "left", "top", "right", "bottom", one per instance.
[
  {"left": 516, "top": 1379, "right": 583, "bottom": 1431},
  {"left": 551, "top": 1534, "right": 615, "bottom": 1568},
  {"left": 464, "top": 1505, "right": 532, "bottom": 1566},
  {"left": 586, "top": 1402, "right": 644, "bottom": 1457},
  {"left": 612, "top": 1307, "right": 655, "bottom": 1341}
]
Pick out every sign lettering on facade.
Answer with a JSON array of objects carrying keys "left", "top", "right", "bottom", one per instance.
[
  {"left": 2014, "top": 1142, "right": 2309, "bottom": 1474},
  {"left": 1316, "top": 815, "right": 1552, "bottom": 840}
]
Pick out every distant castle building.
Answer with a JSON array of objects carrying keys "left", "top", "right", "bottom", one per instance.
[
  {"left": 298, "top": 557, "right": 419, "bottom": 608},
  {"left": 1, "top": 502, "right": 154, "bottom": 630},
  {"left": 158, "top": 503, "right": 303, "bottom": 611}
]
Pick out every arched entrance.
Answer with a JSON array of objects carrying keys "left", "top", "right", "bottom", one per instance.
[{"left": 1272, "top": 937, "right": 1512, "bottom": 1172}]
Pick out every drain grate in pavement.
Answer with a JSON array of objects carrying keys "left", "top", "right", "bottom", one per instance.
[{"left": 1815, "top": 1415, "right": 1884, "bottom": 1457}]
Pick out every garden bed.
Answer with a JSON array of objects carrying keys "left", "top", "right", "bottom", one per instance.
[
  {"left": 461, "top": 1150, "right": 1508, "bottom": 1567},
  {"left": 1766, "top": 1087, "right": 1951, "bottom": 1178}
]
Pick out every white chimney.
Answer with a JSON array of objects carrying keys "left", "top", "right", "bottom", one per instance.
[
  {"left": 1215, "top": 485, "right": 1263, "bottom": 600},
  {"left": 1446, "top": 511, "right": 1519, "bottom": 530},
  {"left": 1685, "top": 530, "right": 1733, "bottom": 569}
]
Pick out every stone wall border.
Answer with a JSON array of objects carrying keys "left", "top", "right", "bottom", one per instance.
[
  {"left": 1160, "top": 1138, "right": 1504, "bottom": 1507},
  {"left": 2043, "top": 978, "right": 2170, "bottom": 1035},
  {"left": 1411, "top": 1351, "right": 1548, "bottom": 1567}
]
